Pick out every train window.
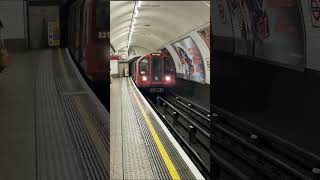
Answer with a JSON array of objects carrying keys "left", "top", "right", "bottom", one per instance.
[
  {"left": 140, "top": 58, "right": 149, "bottom": 75},
  {"left": 95, "top": 1, "right": 109, "bottom": 39},
  {"left": 152, "top": 56, "right": 161, "bottom": 79},
  {"left": 164, "top": 57, "right": 174, "bottom": 74}
]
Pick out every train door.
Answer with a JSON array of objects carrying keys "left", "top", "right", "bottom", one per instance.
[
  {"left": 74, "top": 2, "right": 81, "bottom": 61},
  {"left": 131, "top": 61, "right": 136, "bottom": 81},
  {"left": 79, "top": 0, "right": 88, "bottom": 64},
  {"left": 151, "top": 55, "right": 161, "bottom": 83},
  {"left": 69, "top": 5, "right": 76, "bottom": 54},
  {"left": 163, "top": 56, "right": 175, "bottom": 84}
]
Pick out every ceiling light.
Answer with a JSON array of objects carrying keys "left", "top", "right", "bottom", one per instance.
[{"left": 137, "top": 1, "right": 142, "bottom": 8}]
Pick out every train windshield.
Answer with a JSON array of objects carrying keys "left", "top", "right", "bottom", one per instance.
[
  {"left": 95, "top": 1, "right": 109, "bottom": 30},
  {"left": 152, "top": 56, "right": 161, "bottom": 81},
  {"left": 164, "top": 57, "right": 174, "bottom": 74},
  {"left": 140, "top": 58, "right": 149, "bottom": 75}
]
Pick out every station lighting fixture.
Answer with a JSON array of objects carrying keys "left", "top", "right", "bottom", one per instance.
[
  {"left": 142, "top": 76, "right": 147, "bottom": 81},
  {"left": 165, "top": 75, "right": 171, "bottom": 82},
  {"left": 128, "top": 1, "right": 142, "bottom": 50}
]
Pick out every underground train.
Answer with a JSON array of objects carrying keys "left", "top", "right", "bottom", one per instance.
[
  {"left": 131, "top": 53, "right": 176, "bottom": 93},
  {"left": 67, "top": 0, "right": 110, "bottom": 110}
]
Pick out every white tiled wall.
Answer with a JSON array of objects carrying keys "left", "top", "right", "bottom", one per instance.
[{"left": 0, "top": 1, "right": 25, "bottom": 39}]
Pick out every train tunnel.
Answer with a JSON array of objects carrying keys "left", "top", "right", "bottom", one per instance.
[
  {"left": 109, "top": 1, "right": 211, "bottom": 179},
  {"left": 110, "top": 1, "right": 210, "bottom": 108},
  {"left": 212, "top": 0, "right": 320, "bottom": 180},
  {"left": 2, "top": 0, "right": 320, "bottom": 180}
]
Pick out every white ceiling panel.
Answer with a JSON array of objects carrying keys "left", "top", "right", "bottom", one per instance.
[{"left": 110, "top": 1, "right": 210, "bottom": 53}]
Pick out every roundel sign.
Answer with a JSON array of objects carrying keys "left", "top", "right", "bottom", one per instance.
[{"left": 120, "top": 54, "right": 126, "bottom": 60}]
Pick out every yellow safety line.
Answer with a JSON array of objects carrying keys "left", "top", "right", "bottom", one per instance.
[
  {"left": 58, "top": 49, "right": 109, "bottom": 175},
  {"left": 57, "top": 49, "right": 73, "bottom": 90},
  {"left": 128, "top": 78, "right": 181, "bottom": 180}
]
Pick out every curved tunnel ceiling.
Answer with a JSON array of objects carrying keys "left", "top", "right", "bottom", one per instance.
[{"left": 110, "top": 1, "right": 210, "bottom": 52}]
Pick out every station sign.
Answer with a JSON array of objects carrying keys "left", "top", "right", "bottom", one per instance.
[{"left": 48, "top": 22, "right": 60, "bottom": 47}]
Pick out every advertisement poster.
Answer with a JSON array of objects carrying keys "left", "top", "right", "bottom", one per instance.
[
  {"left": 198, "top": 26, "right": 210, "bottom": 49},
  {"left": 308, "top": 0, "right": 320, "bottom": 27},
  {"left": 212, "top": 0, "right": 234, "bottom": 52},
  {"left": 217, "top": 0, "right": 227, "bottom": 24},
  {"left": 228, "top": 0, "right": 305, "bottom": 69},
  {"left": 172, "top": 37, "right": 206, "bottom": 83},
  {"left": 48, "top": 22, "right": 60, "bottom": 46}
]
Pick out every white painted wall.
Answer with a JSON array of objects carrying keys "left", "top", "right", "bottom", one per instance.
[
  {"left": 29, "top": 5, "right": 59, "bottom": 49},
  {"left": 110, "top": 60, "right": 119, "bottom": 74},
  {"left": 0, "top": 1, "right": 25, "bottom": 39}
]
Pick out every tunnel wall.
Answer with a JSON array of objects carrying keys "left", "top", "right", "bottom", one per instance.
[
  {"left": 172, "top": 78, "right": 210, "bottom": 110},
  {"left": 213, "top": 0, "right": 320, "bottom": 155},
  {"left": 162, "top": 23, "right": 211, "bottom": 85},
  {"left": 300, "top": 0, "right": 320, "bottom": 71},
  {"left": 213, "top": 0, "right": 320, "bottom": 72},
  {"left": 0, "top": 1, "right": 27, "bottom": 51},
  {"left": 213, "top": 51, "right": 320, "bottom": 156}
]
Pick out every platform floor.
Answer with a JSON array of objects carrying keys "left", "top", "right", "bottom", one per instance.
[
  {"left": 0, "top": 49, "right": 109, "bottom": 180},
  {"left": 110, "top": 77, "right": 204, "bottom": 180}
]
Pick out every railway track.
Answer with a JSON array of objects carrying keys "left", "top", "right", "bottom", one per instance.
[
  {"left": 213, "top": 106, "right": 320, "bottom": 180},
  {"left": 144, "top": 91, "right": 210, "bottom": 179},
  {"left": 143, "top": 90, "right": 320, "bottom": 180}
]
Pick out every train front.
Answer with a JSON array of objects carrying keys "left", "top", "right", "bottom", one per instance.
[{"left": 137, "top": 53, "right": 176, "bottom": 93}]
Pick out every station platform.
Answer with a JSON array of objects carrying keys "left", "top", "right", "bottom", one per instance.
[
  {"left": 0, "top": 49, "right": 109, "bottom": 180},
  {"left": 110, "top": 77, "right": 204, "bottom": 180}
]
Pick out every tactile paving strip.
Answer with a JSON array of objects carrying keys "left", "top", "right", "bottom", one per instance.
[
  {"left": 36, "top": 50, "right": 85, "bottom": 180},
  {"left": 121, "top": 78, "right": 156, "bottom": 180},
  {"left": 53, "top": 49, "right": 109, "bottom": 180},
  {"left": 35, "top": 49, "right": 109, "bottom": 180},
  {"left": 126, "top": 78, "right": 197, "bottom": 180}
]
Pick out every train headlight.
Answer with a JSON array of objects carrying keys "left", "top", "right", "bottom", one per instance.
[
  {"left": 142, "top": 76, "right": 147, "bottom": 81},
  {"left": 165, "top": 75, "right": 171, "bottom": 81}
]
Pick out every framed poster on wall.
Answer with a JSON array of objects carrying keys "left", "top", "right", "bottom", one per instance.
[
  {"left": 172, "top": 37, "right": 206, "bottom": 83},
  {"left": 48, "top": 21, "right": 60, "bottom": 46},
  {"left": 198, "top": 26, "right": 210, "bottom": 49},
  {"left": 308, "top": 0, "right": 320, "bottom": 27},
  {"left": 228, "top": 0, "right": 305, "bottom": 70}
]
